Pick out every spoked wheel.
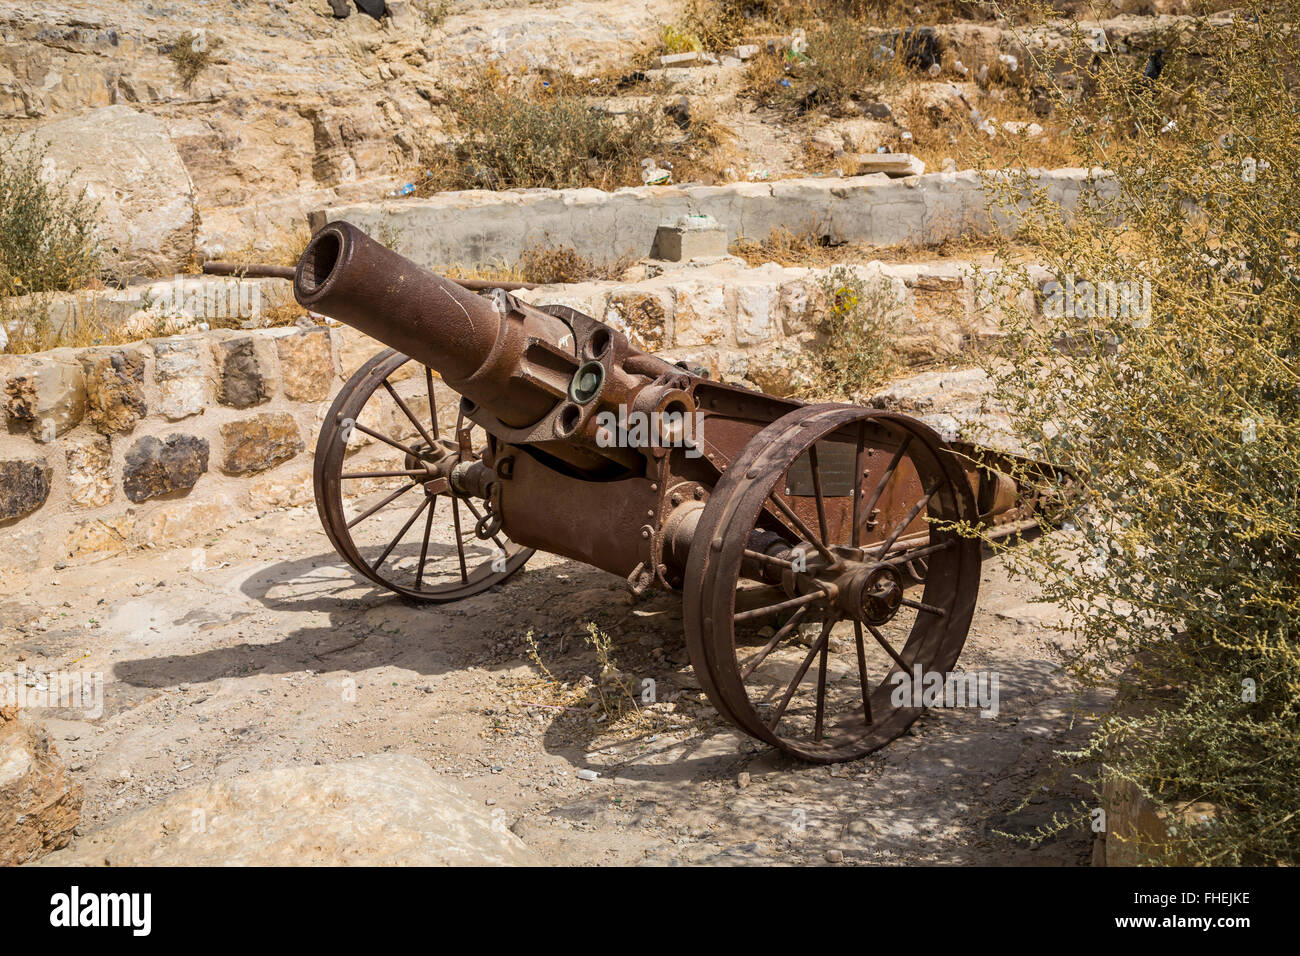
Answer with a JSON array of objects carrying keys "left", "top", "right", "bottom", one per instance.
[
  {"left": 683, "top": 404, "right": 982, "bottom": 762},
  {"left": 314, "top": 348, "right": 534, "bottom": 602}
]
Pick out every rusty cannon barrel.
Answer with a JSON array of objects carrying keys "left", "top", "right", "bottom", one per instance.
[{"left": 294, "top": 221, "right": 688, "bottom": 475}]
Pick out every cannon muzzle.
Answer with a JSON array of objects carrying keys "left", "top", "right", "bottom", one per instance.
[{"left": 294, "top": 221, "right": 576, "bottom": 429}]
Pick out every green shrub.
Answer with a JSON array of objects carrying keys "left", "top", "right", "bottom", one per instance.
[
  {"left": 168, "top": 31, "right": 221, "bottom": 88},
  {"left": 981, "top": 1, "right": 1300, "bottom": 865},
  {"left": 795, "top": 264, "right": 900, "bottom": 401},
  {"left": 420, "top": 72, "right": 675, "bottom": 191},
  {"left": 0, "top": 139, "right": 100, "bottom": 297}
]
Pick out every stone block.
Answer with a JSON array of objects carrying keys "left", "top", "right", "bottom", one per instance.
[
  {"left": 735, "top": 283, "right": 780, "bottom": 345},
  {"left": 221, "top": 413, "right": 304, "bottom": 474},
  {"left": 0, "top": 459, "right": 52, "bottom": 522},
  {"left": 214, "top": 336, "right": 272, "bottom": 408},
  {"left": 122, "top": 434, "right": 210, "bottom": 503},
  {"left": 152, "top": 337, "right": 207, "bottom": 421},
  {"left": 603, "top": 289, "right": 670, "bottom": 351},
  {"left": 671, "top": 283, "right": 731, "bottom": 347},
  {"left": 3, "top": 355, "right": 87, "bottom": 442},
  {"left": 247, "top": 464, "right": 315, "bottom": 510},
  {"left": 653, "top": 214, "right": 729, "bottom": 262},
  {"left": 65, "top": 436, "right": 114, "bottom": 509},
  {"left": 64, "top": 512, "right": 136, "bottom": 560},
  {"left": 78, "top": 348, "right": 146, "bottom": 434},
  {"left": 142, "top": 495, "right": 238, "bottom": 548},
  {"left": 276, "top": 327, "right": 335, "bottom": 401}
]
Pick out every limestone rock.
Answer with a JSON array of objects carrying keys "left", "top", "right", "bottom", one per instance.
[
  {"left": 247, "top": 464, "right": 315, "bottom": 510},
  {"left": 123, "top": 434, "right": 210, "bottom": 503},
  {"left": 64, "top": 512, "right": 136, "bottom": 560},
  {"left": 0, "top": 458, "right": 52, "bottom": 522},
  {"left": 735, "top": 283, "right": 779, "bottom": 345},
  {"left": 868, "top": 367, "right": 993, "bottom": 414},
  {"left": 672, "top": 283, "right": 731, "bottom": 348},
  {"left": 143, "top": 495, "right": 237, "bottom": 548},
  {"left": 214, "top": 337, "right": 271, "bottom": 408},
  {"left": 604, "top": 290, "right": 669, "bottom": 351},
  {"left": 65, "top": 436, "right": 114, "bottom": 508},
  {"left": 38, "top": 754, "right": 539, "bottom": 866},
  {"left": 0, "top": 707, "right": 82, "bottom": 865},
  {"left": 221, "top": 413, "right": 303, "bottom": 474},
  {"left": 79, "top": 348, "right": 147, "bottom": 434},
  {"left": 276, "top": 327, "right": 334, "bottom": 401},
  {"left": 152, "top": 337, "right": 206, "bottom": 421},
  {"left": 3, "top": 355, "right": 86, "bottom": 441},
  {"left": 15, "top": 106, "right": 197, "bottom": 282}
]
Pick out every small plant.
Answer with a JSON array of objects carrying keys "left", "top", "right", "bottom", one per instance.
[
  {"left": 419, "top": 71, "right": 673, "bottom": 192},
  {"left": 168, "top": 30, "right": 221, "bottom": 89},
  {"left": 795, "top": 264, "right": 901, "bottom": 401},
  {"left": 417, "top": 0, "right": 451, "bottom": 29},
  {"left": 0, "top": 139, "right": 101, "bottom": 298},
  {"left": 582, "top": 622, "right": 643, "bottom": 724}
]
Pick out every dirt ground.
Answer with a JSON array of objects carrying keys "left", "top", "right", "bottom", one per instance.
[{"left": 2, "top": 498, "right": 1107, "bottom": 866}]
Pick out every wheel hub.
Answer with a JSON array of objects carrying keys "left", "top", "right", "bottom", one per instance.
[{"left": 836, "top": 563, "right": 904, "bottom": 625}]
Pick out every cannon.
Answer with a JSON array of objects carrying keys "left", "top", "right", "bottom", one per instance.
[{"left": 292, "top": 222, "right": 1061, "bottom": 763}]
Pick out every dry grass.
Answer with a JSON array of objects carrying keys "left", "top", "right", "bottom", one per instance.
[
  {"left": 440, "top": 242, "right": 637, "bottom": 286},
  {"left": 168, "top": 31, "right": 221, "bottom": 89},
  {"left": 218, "top": 223, "right": 311, "bottom": 270},
  {"left": 891, "top": 84, "right": 1078, "bottom": 172},
  {"left": 2, "top": 286, "right": 314, "bottom": 355},
  {"left": 731, "top": 225, "right": 1025, "bottom": 267},
  {"left": 414, "top": 67, "right": 740, "bottom": 193}
]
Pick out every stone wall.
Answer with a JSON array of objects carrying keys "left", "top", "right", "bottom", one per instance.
[
  {"left": 517, "top": 257, "right": 1045, "bottom": 395},
  {"left": 0, "top": 255, "right": 1034, "bottom": 591},
  {"left": 0, "top": 321, "right": 369, "bottom": 594},
  {"left": 314, "top": 168, "right": 1102, "bottom": 271}
]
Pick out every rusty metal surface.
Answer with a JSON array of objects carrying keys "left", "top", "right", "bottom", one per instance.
[{"left": 295, "top": 221, "right": 1062, "bottom": 763}]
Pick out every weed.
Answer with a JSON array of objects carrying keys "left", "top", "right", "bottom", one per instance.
[{"left": 168, "top": 31, "right": 221, "bottom": 89}]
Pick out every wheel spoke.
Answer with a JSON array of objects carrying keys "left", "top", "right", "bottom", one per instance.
[
  {"left": 451, "top": 496, "right": 469, "bottom": 584},
  {"left": 900, "top": 597, "right": 947, "bottom": 618},
  {"left": 740, "top": 605, "right": 808, "bottom": 679},
  {"left": 767, "top": 617, "right": 833, "bottom": 730},
  {"left": 734, "top": 589, "right": 827, "bottom": 624},
  {"left": 352, "top": 421, "right": 430, "bottom": 461},
  {"left": 341, "top": 468, "right": 432, "bottom": 480},
  {"left": 877, "top": 538, "right": 955, "bottom": 566},
  {"left": 872, "top": 479, "right": 942, "bottom": 559},
  {"left": 383, "top": 380, "right": 438, "bottom": 451},
  {"left": 766, "top": 491, "right": 836, "bottom": 565},
  {"left": 415, "top": 496, "right": 437, "bottom": 589},
  {"left": 370, "top": 496, "right": 429, "bottom": 571},
  {"left": 814, "top": 623, "right": 830, "bottom": 741},
  {"left": 425, "top": 367, "right": 441, "bottom": 440},
  {"left": 807, "top": 443, "right": 830, "bottom": 545},
  {"left": 866, "top": 622, "right": 909, "bottom": 672},
  {"left": 853, "top": 620, "right": 874, "bottom": 725},
  {"left": 851, "top": 422, "right": 867, "bottom": 548},
  {"left": 346, "top": 482, "right": 416, "bottom": 529},
  {"left": 743, "top": 548, "right": 797, "bottom": 572}
]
